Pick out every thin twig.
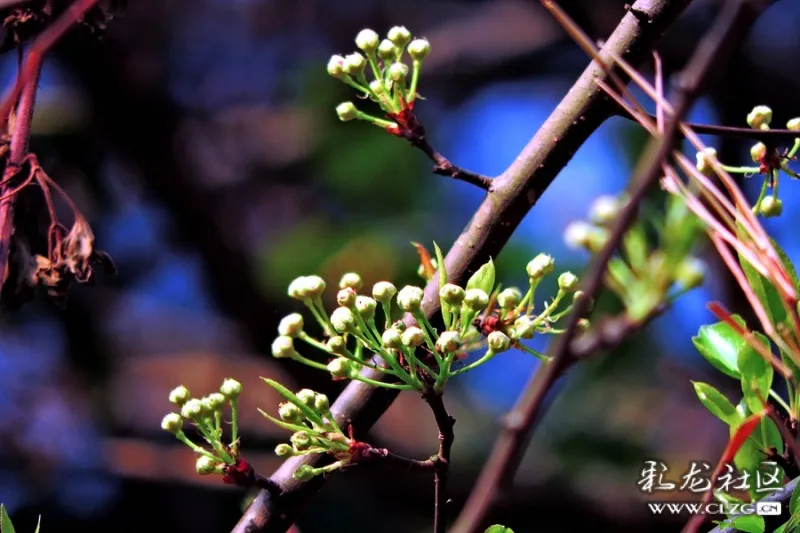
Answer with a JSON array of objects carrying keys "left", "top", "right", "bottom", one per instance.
[
  {"left": 423, "top": 392, "right": 455, "bottom": 533},
  {"left": 354, "top": 445, "right": 438, "bottom": 472},
  {"left": 231, "top": 1, "right": 693, "bottom": 530},
  {"left": 414, "top": 137, "right": 493, "bottom": 191},
  {"left": 452, "top": 2, "right": 774, "bottom": 533},
  {"left": 0, "top": 0, "right": 101, "bottom": 293}
]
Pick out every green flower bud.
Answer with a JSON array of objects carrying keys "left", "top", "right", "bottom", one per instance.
[
  {"left": 759, "top": 196, "right": 783, "bottom": 217},
  {"left": 278, "top": 402, "right": 302, "bottom": 423},
  {"left": 355, "top": 295, "right": 377, "bottom": 320},
  {"left": 751, "top": 142, "right": 767, "bottom": 163},
  {"left": 161, "top": 413, "right": 183, "bottom": 434},
  {"left": 378, "top": 39, "right": 396, "bottom": 60},
  {"left": 387, "top": 26, "right": 411, "bottom": 47},
  {"left": 401, "top": 326, "right": 424, "bottom": 347},
  {"left": 369, "top": 79, "right": 385, "bottom": 95},
  {"left": 337, "top": 287, "right": 357, "bottom": 307},
  {"left": 291, "top": 431, "right": 312, "bottom": 450},
  {"left": 497, "top": 288, "right": 521, "bottom": 309},
  {"left": 336, "top": 102, "right": 358, "bottom": 122},
  {"left": 296, "top": 389, "right": 317, "bottom": 407},
  {"left": 294, "top": 464, "right": 316, "bottom": 481},
  {"left": 747, "top": 105, "right": 772, "bottom": 130},
  {"left": 397, "top": 285, "right": 424, "bottom": 312},
  {"left": 304, "top": 276, "right": 326, "bottom": 297},
  {"left": 589, "top": 195, "right": 622, "bottom": 225},
  {"left": 372, "top": 281, "right": 397, "bottom": 303},
  {"left": 389, "top": 62, "right": 408, "bottom": 82},
  {"left": 558, "top": 272, "right": 579, "bottom": 292},
  {"left": 436, "top": 331, "right": 461, "bottom": 353},
  {"left": 526, "top": 253, "right": 555, "bottom": 279},
  {"left": 331, "top": 306, "right": 357, "bottom": 333},
  {"left": 278, "top": 313, "right": 304, "bottom": 337},
  {"left": 675, "top": 257, "right": 706, "bottom": 290},
  {"left": 355, "top": 29, "right": 380, "bottom": 53},
  {"left": 196, "top": 455, "right": 217, "bottom": 475},
  {"left": 327, "top": 55, "right": 346, "bottom": 79},
  {"left": 326, "top": 336, "right": 347, "bottom": 355},
  {"left": 407, "top": 38, "right": 431, "bottom": 60},
  {"left": 327, "top": 357, "right": 355, "bottom": 378},
  {"left": 339, "top": 272, "right": 363, "bottom": 291},
  {"left": 207, "top": 392, "right": 226, "bottom": 411},
  {"left": 564, "top": 223, "right": 608, "bottom": 253},
  {"left": 391, "top": 319, "right": 407, "bottom": 333},
  {"left": 695, "top": 147, "right": 718, "bottom": 177},
  {"left": 314, "top": 393, "right": 330, "bottom": 413},
  {"left": 275, "top": 443, "right": 294, "bottom": 457},
  {"left": 200, "top": 396, "right": 216, "bottom": 416},
  {"left": 272, "top": 335, "right": 298, "bottom": 359},
  {"left": 382, "top": 328, "right": 403, "bottom": 349},
  {"left": 287, "top": 276, "right": 307, "bottom": 299},
  {"left": 220, "top": 378, "right": 242, "bottom": 399},
  {"left": 180, "top": 399, "right": 203, "bottom": 420},
  {"left": 169, "top": 385, "right": 191, "bottom": 406},
  {"left": 487, "top": 331, "right": 511, "bottom": 353},
  {"left": 288, "top": 275, "right": 326, "bottom": 299},
  {"left": 464, "top": 288, "right": 489, "bottom": 312},
  {"left": 439, "top": 283, "right": 466, "bottom": 306},
  {"left": 343, "top": 52, "right": 367, "bottom": 75},
  {"left": 512, "top": 316, "right": 535, "bottom": 339},
  {"left": 788, "top": 118, "right": 800, "bottom": 131}
]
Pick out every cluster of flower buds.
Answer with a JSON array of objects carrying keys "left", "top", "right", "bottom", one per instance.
[
  {"left": 328, "top": 26, "right": 431, "bottom": 130},
  {"left": 272, "top": 244, "right": 580, "bottom": 394},
  {"left": 161, "top": 379, "right": 243, "bottom": 476},
  {"left": 565, "top": 193, "right": 705, "bottom": 322},
  {"left": 260, "top": 379, "right": 352, "bottom": 481},
  {"left": 695, "top": 105, "right": 800, "bottom": 218}
]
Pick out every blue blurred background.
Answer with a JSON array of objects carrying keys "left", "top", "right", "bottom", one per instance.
[{"left": 2, "top": 0, "right": 800, "bottom": 531}]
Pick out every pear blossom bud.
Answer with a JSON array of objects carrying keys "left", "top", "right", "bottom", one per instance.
[
  {"left": 558, "top": 272, "right": 579, "bottom": 292},
  {"left": 326, "top": 336, "right": 347, "bottom": 355},
  {"left": 278, "top": 313, "right": 304, "bottom": 337},
  {"left": 328, "top": 357, "right": 354, "bottom": 378},
  {"left": 397, "top": 285, "right": 424, "bottom": 312},
  {"left": 695, "top": 147, "right": 718, "bottom": 176},
  {"left": 161, "top": 413, "right": 183, "bottom": 434},
  {"left": 589, "top": 195, "right": 621, "bottom": 225},
  {"left": 272, "top": 335, "right": 298, "bottom": 359},
  {"left": 196, "top": 456, "right": 217, "bottom": 475},
  {"left": 402, "top": 326, "right": 424, "bottom": 347},
  {"left": 369, "top": 79, "right": 385, "bottom": 95},
  {"left": 512, "top": 316, "right": 535, "bottom": 339},
  {"left": 675, "top": 257, "right": 706, "bottom": 290},
  {"left": 275, "top": 443, "right": 294, "bottom": 457},
  {"left": 464, "top": 289, "right": 489, "bottom": 311},
  {"left": 294, "top": 465, "right": 316, "bottom": 481},
  {"left": 220, "top": 378, "right": 242, "bottom": 399},
  {"left": 355, "top": 296, "right": 377, "bottom": 320},
  {"left": 314, "top": 394, "right": 330, "bottom": 412},
  {"left": 355, "top": 29, "right": 380, "bottom": 53},
  {"left": 487, "top": 331, "right": 511, "bottom": 353},
  {"left": 372, "top": 281, "right": 397, "bottom": 303},
  {"left": 436, "top": 331, "right": 461, "bottom": 353},
  {"left": 169, "top": 385, "right": 191, "bottom": 406},
  {"left": 382, "top": 328, "right": 403, "bottom": 349},
  {"left": 378, "top": 39, "right": 396, "bottom": 59},
  {"left": 497, "top": 288, "right": 521, "bottom": 309},
  {"left": 337, "top": 102, "right": 358, "bottom": 122},
  {"left": 389, "top": 62, "right": 408, "bottom": 82},
  {"left": 327, "top": 55, "right": 346, "bottom": 79},
  {"left": 750, "top": 142, "right": 767, "bottom": 163},
  {"left": 343, "top": 52, "right": 367, "bottom": 75},
  {"left": 331, "top": 307, "right": 357, "bottom": 333},
  {"left": 526, "top": 253, "right": 555, "bottom": 279},
  {"left": 747, "top": 105, "right": 772, "bottom": 130},
  {"left": 759, "top": 196, "right": 783, "bottom": 218},
  {"left": 439, "top": 283, "right": 465, "bottom": 306},
  {"left": 304, "top": 276, "right": 326, "bottom": 297},
  {"left": 180, "top": 399, "right": 203, "bottom": 421},
  {"left": 279, "top": 402, "right": 302, "bottom": 423},
  {"left": 787, "top": 118, "right": 800, "bottom": 131},
  {"left": 337, "top": 287, "right": 357, "bottom": 307},
  {"left": 407, "top": 38, "right": 431, "bottom": 60},
  {"left": 291, "top": 431, "right": 312, "bottom": 450},
  {"left": 339, "top": 272, "right": 363, "bottom": 291},
  {"left": 296, "top": 389, "right": 316, "bottom": 407},
  {"left": 207, "top": 392, "right": 226, "bottom": 411},
  {"left": 387, "top": 26, "right": 411, "bottom": 47}
]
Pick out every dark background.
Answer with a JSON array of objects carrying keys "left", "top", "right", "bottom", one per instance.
[{"left": 2, "top": 0, "right": 800, "bottom": 531}]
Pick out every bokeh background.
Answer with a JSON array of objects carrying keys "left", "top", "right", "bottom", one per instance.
[{"left": 2, "top": 0, "right": 800, "bottom": 531}]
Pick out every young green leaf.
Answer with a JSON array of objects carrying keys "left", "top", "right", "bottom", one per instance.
[
  {"left": 779, "top": 511, "right": 800, "bottom": 533},
  {"left": 737, "top": 332, "right": 773, "bottom": 413},
  {"left": 33, "top": 516, "right": 39, "bottom": 533},
  {"left": 0, "top": 505, "right": 16, "bottom": 533},
  {"left": 484, "top": 526, "right": 514, "bottom": 533},
  {"left": 692, "top": 381, "right": 740, "bottom": 426},
  {"left": 466, "top": 258, "right": 495, "bottom": 296},
  {"left": 693, "top": 319, "right": 749, "bottom": 379},
  {"left": 791, "top": 480, "right": 800, "bottom": 515},
  {"left": 770, "top": 236, "right": 800, "bottom": 295},
  {"left": 727, "top": 514, "right": 765, "bottom": 533},
  {"left": 737, "top": 223, "right": 790, "bottom": 330}
]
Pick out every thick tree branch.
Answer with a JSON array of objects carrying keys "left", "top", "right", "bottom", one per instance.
[
  {"left": 452, "top": 2, "right": 776, "bottom": 533},
  {"left": 232, "top": 0, "right": 693, "bottom": 531}
]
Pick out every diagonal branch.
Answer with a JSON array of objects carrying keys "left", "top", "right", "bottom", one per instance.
[
  {"left": 451, "top": 2, "right": 777, "bottom": 533},
  {"left": 231, "top": 1, "right": 694, "bottom": 531}
]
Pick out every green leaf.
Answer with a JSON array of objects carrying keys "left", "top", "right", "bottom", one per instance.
[
  {"left": 780, "top": 511, "right": 800, "bottom": 533},
  {"left": 693, "top": 318, "right": 748, "bottom": 379},
  {"left": 737, "top": 332, "right": 774, "bottom": 413},
  {"left": 738, "top": 223, "right": 790, "bottom": 330},
  {"left": 791, "top": 481, "right": 800, "bottom": 515},
  {"left": 692, "top": 381, "right": 740, "bottom": 426},
  {"left": 261, "top": 379, "right": 327, "bottom": 428},
  {"left": 728, "top": 514, "right": 765, "bottom": 533},
  {"left": 714, "top": 491, "right": 747, "bottom": 517},
  {"left": 484, "top": 526, "right": 513, "bottom": 533},
  {"left": 466, "top": 258, "right": 495, "bottom": 296},
  {"left": 770, "top": 236, "right": 800, "bottom": 294},
  {"left": 33, "top": 516, "right": 40, "bottom": 533},
  {"left": 0, "top": 505, "right": 16, "bottom": 533}
]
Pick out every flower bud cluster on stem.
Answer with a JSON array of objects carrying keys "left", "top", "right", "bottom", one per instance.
[{"left": 696, "top": 105, "right": 800, "bottom": 218}]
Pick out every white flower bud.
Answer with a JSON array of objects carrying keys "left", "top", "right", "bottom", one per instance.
[
  {"left": 387, "top": 26, "right": 411, "bottom": 47},
  {"left": 788, "top": 118, "right": 800, "bottom": 131},
  {"left": 288, "top": 276, "right": 309, "bottom": 299},
  {"left": 402, "top": 326, "right": 424, "bottom": 347},
  {"left": 369, "top": 79, "right": 385, "bottom": 95},
  {"left": 747, "top": 105, "right": 772, "bottom": 130},
  {"left": 511, "top": 316, "right": 535, "bottom": 339},
  {"left": 397, "top": 285, "right": 424, "bottom": 312},
  {"left": 278, "top": 313, "right": 304, "bottom": 337},
  {"left": 355, "top": 296, "right": 377, "bottom": 320},
  {"left": 526, "top": 253, "right": 555, "bottom": 279},
  {"left": 382, "top": 328, "right": 403, "bottom": 349},
  {"left": 337, "top": 101, "right": 358, "bottom": 122},
  {"left": 464, "top": 288, "right": 489, "bottom": 311},
  {"left": 328, "top": 357, "right": 354, "bottom": 378},
  {"left": 169, "top": 385, "right": 191, "bottom": 406},
  {"left": 343, "top": 52, "right": 367, "bottom": 75},
  {"left": 407, "top": 38, "right": 431, "bottom": 60},
  {"left": 389, "top": 62, "right": 408, "bottom": 82},
  {"left": 750, "top": 142, "right": 767, "bottom": 163},
  {"left": 161, "top": 413, "right": 183, "bottom": 434},
  {"left": 339, "top": 272, "right": 363, "bottom": 291},
  {"left": 326, "top": 336, "right": 347, "bottom": 355},
  {"left": 272, "top": 335, "right": 298, "bottom": 359},
  {"left": 327, "top": 55, "right": 346, "bottom": 79},
  {"left": 196, "top": 455, "right": 217, "bottom": 475},
  {"left": 207, "top": 392, "right": 226, "bottom": 411},
  {"left": 331, "top": 307, "right": 357, "bottom": 333},
  {"left": 589, "top": 195, "right": 621, "bottom": 226},
  {"left": 275, "top": 443, "right": 294, "bottom": 457},
  {"left": 439, "top": 283, "right": 465, "bottom": 306},
  {"left": 314, "top": 394, "right": 330, "bottom": 412},
  {"left": 372, "top": 281, "right": 397, "bottom": 303},
  {"left": 378, "top": 39, "right": 396, "bottom": 59},
  {"left": 337, "top": 287, "right": 357, "bottom": 307},
  {"left": 296, "top": 389, "right": 317, "bottom": 407},
  {"left": 758, "top": 196, "right": 783, "bottom": 218},
  {"left": 487, "top": 331, "right": 511, "bottom": 353},
  {"left": 695, "top": 147, "right": 718, "bottom": 177},
  {"left": 291, "top": 431, "right": 312, "bottom": 450},
  {"left": 180, "top": 399, "right": 203, "bottom": 421},
  {"left": 497, "top": 288, "right": 521, "bottom": 309},
  {"left": 558, "top": 272, "right": 579, "bottom": 292},
  {"left": 436, "top": 331, "right": 461, "bottom": 353},
  {"left": 279, "top": 402, "right": 302, "bottom": 422},
  {"left": 220, "top": 378, "right": 242, "bottom": 399},
  {"left": 355, "top": 29, "right": 380, "bottom": 53}
]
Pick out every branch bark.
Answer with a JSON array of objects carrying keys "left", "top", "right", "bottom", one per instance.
[
  {"left": 232, "top": 0, "right": 693, "bottom": 531},
  {"left": 452, "top": 2, "right": 777, "bottom": 532}
]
